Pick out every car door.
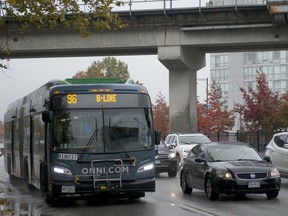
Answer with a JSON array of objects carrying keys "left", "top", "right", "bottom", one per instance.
[
  {"left": 189, "top": 145, "right": 206, "bottom": 190},
  {"left": 269, "top": 134, "right": 288, "bottom": 175}
]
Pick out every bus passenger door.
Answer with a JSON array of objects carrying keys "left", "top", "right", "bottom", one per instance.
[
  {"left": 11, "top": 121, "right": 15, "bottom": 175},
  {"left": 30, "top": 116, "right": 35, "bottom": 183}
]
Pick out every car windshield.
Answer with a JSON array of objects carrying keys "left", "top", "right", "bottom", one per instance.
[
  {"left": 179, "top": 135, "right": 210, "bottom": 145},
  {"left": 208, "top": 146, "right": 262, "bottom": 162}
]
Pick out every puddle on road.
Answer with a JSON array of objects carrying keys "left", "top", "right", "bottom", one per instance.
[
  {"left": 0, "top": 184, "right": 14, "bottom": 215},
  {"left": 0, "top": 183, "right": 50, "bottom": 216}
]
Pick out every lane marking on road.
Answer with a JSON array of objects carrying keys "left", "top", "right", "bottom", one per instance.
[{"left": 179, "top": 204, "right": 218, "bottom": 216}]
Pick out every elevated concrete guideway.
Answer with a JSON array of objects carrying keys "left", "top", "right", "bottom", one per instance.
[{"left": 1, "top": 3, "right": 288, "bottom": 133}]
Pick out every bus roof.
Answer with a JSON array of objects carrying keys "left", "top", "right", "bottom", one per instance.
[{"left": 65, "top": 78, "right": 132, "bottom": 84}]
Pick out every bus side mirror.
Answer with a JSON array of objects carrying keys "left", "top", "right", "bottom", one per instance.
[
  {"left": 154, "top": 130, "right": 161, "bottom": 145},
  {"left": 42, "top": 110, "right": 53, "bottom": 123}
]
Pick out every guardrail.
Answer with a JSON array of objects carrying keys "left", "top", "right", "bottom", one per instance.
[
  {"left": 0, "top": 0, "right": 269, "bottom": 16},
  {"left": 116, "top": 0, "right": 268, "bottom": 13}
]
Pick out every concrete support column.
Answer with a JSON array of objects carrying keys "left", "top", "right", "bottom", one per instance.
[{"left": 158, "top": 46, "right": 205, "bottom": 133}]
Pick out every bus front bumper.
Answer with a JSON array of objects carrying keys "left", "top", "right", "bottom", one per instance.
[{"left": 50, "top": 177, "right": 155, "bottom": 198}]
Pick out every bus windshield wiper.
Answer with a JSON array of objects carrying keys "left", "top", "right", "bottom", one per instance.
[
  {"left": 109, "top": 128, "right": 131, "bottom": 160},
  {"left": 78, "top": 128, "right": 99, "bottom": 162}
]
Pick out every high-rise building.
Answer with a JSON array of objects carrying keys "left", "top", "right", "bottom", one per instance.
[
  {"left": 208, "top": 0, "right": 287, "bottom": 131},
  {"left": 210, "top": 51, "right": 288, "bottom": 131}
]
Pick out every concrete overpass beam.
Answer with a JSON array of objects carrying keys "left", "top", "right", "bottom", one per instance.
[
  {"left": 158, "top": 46, "right": 206, "bottom": 133},
  {"left": 158, "top": 46, "right": 205, "bottom": 71}
]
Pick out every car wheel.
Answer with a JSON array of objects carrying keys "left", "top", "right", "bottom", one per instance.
[
  {"left": 205, "top": 177, "right": 219, "bottom": 200},
  {"left": 181, "top": 172, "right": 192, "bottom": 194},
  {"left": 155, "top": 171, "right": 160, "bottom": 177},
  {"left": 235, "top": 193, "right": 246, "bottom": 199},
  {"left": 266, "top": 191, "right": 279, "bottom": 199},
  {"left": 168, "top": 169, "right": 177, "bottom": 178}
]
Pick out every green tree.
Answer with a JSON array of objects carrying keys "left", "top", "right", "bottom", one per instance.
[
  {"left": 152, "top": 92, "right": 169, "bottom": 138},
  {"left": 198, "top": 80, "right": 235, "bottom": 133},
  {"left": 233, "top": 70, "right": 282, "bottom": 131},
  {"left": 1, "top": 0, "right": 125, "bottom": 36},
  {"left": 0, "top": 0, "right": 127, "bottom": 68},
  {"left": 73, "top": 57, "right": 130, "bottom": 81}
]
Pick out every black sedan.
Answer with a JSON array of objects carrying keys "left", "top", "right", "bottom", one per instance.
[
  {"left": 155, "top": 142, "right": 178, "bottom": 177},
  {"left": 180, "top": 142, "right": 281, "bottom": 200}
]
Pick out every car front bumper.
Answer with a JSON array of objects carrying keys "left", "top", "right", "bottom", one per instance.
[
  {"left": 155, "top": 159, "right": 177, "bottom": 173},
  {"left": 211, "top": 177, "right": 281, "bottom": 195}
]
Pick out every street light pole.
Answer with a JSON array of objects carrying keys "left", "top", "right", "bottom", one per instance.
[{"left": 197, "top": 78, "right": 209, "bottom": 107}]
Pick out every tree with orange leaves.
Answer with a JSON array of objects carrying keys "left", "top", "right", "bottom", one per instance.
[
  {"left": 152, "top": 92, "right": 169, "bottom": 139},
  {"left": 234, "top": 70, "right": 282, "bottom": 131},
  {"left": 0, "top": 120, "right": 4, "bottom": 139},
  {"left": 198, "top": 80, "right": 235, "bottom": 133}
]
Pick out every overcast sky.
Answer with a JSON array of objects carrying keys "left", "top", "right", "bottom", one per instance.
[
  {"left": 0, "top": 1, "right": 213, "bottom": 121},
  {"left": 0, "top": 55, "right": 210, "bottom": 121}
]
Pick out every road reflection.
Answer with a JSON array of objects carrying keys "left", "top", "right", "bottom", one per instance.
[{"left": 0, "top": 180, "right": 158, "bottom": 216}]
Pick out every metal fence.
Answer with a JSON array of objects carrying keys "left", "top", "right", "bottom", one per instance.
[{"left": 207, "top": 131, "right": 276, "bottom": 153}]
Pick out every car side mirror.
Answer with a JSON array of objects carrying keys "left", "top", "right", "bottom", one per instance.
[
  {"left": 263, "top": 155, "right": 271, "bottom": 162},
  {"left": 168, "top": 145, "right": 174, "bottom": 150},
  {"left": 195, "top": 157, "right": 205, "bottom": 163},
  {"left": 170, "top": 143, "right": 176, "bottom": 148}
]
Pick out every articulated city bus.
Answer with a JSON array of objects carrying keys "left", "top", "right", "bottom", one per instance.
[{"left": 4, "top": 78, "right": 159, "bottom": 204}]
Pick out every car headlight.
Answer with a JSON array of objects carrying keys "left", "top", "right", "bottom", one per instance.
[
  {"left": 216, "top": 170, "right": 233, "bottom": 179},
  {"left": 270, "top": 168, "right": 280, "bottom": 178},
  {"left": 137, "top": 162, "right": 154, "bottom": 173},
  {"left": 53, "top": 166, "right": 72, "bottom": 175},
  {"left": 169, "top": 152, "right": 176, "bottom": 159}
]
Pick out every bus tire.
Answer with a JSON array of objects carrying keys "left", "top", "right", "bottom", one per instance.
[
  {"left": 40, "top": 165, "right": 57, "bottom": 205},
  {"left": 23, "top": 159, "right": 30, "bottom": 188},
  {"left": 128, "top": 192, "right": 145, "bottom": 201},
  {"left": 45, "top": 193, "right": 55, "bottom": 205},
  {"left": 7, "top": 157, "right": 17, "bottom": 184}
]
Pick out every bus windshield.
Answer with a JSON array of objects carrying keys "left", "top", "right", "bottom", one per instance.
[{"left": 52, "top": 108, "right": 153, "bottom": 153}]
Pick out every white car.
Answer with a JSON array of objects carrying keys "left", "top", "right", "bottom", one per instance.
[
  {"left": 164, "top": 133, "right": 211, "bottom": 169},
  {"left": 265, "top": 132, "right": 288, "bottom": 178}
]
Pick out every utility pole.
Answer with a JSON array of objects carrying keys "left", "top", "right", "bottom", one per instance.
[{"left": 197, "top": 78, "right": 209, "bottom": 107}]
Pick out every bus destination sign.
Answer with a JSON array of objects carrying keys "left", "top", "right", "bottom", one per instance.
[
  {"left": 67, "top": 93, "right": 117, "bottom": 104},
  {"left": 52, "top": 93, "right": 148, "bottom": 109}
]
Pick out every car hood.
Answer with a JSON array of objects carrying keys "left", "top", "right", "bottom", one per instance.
[
  {"left": 211, "top": 160, "right": 274, "bottom": 172},
  {"left": 179, "top": 144, "right": 198, "bottom": 151},
  {"left": 157, "top": 149, "right": 171, "bottom": 155},
  {"left": 156, "top": 146, "right": 174, "bottom": 155}
]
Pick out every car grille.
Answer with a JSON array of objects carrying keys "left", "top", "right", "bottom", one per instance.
[
  {"left": 156, "top": 154, "right": 169, "bottom": 159},
  {"left": 236, "top": 172, "right": 267, "bottom": 180}
]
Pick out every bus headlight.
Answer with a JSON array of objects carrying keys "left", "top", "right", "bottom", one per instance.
[
  {"left": 53, "top": 166, "right": 72, "bottom": 176},
  {"left": 137, "top": 162, "right": 154, "bottom": 173}
]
